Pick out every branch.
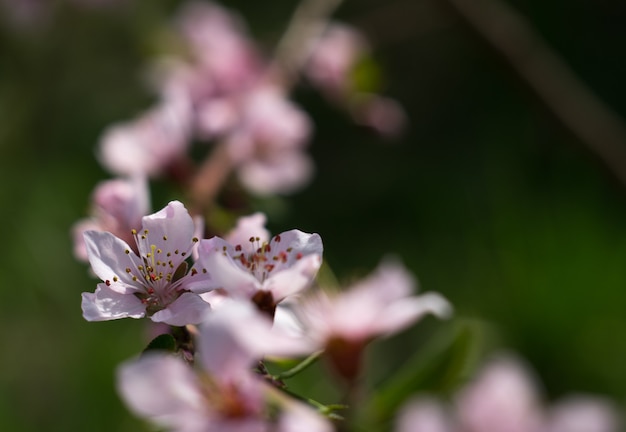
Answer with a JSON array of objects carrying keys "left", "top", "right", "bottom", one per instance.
[{"left": 444, "top": 0, "right": 626, "bottom": 189}]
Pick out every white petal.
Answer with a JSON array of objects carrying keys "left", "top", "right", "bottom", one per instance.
[
  {"left": 265, "top": 254, "right": 322, "bottom": 302},
  {"left": 83, "top": 230, "right": 143, "bottom": 293},
  {"left": 81, "top": 284, "right": 145, "bottom": 321},
  {"left": 395, "top": 397, "right": 453, "bottom": 432},
  {"left": 140, "top": 201, "right": 196, "bottom": 259},
  {"left": 151, "top": 292, "right": 211, "bottom": 326},
  {"left": 277, "top": 399, "right": 333, "bottom": 432},
  {"left": 375, "top": 292, "right": 452, "bottom": 337},
  {"left": 546, "top": 395, "right": 622, "bottom": 432},
  {"left": 116, "top": 354, "right": 206, "bottom": 429},
  {"left": 225, "top": 212, "right": 270, "bottom": 246},
  {"left": 198, "top": 300, "right": 313, "bottom": 379},
  {"left": 353, "top": 258, "right": 416, "bottom": 301},
  {"left": 197, "top": 238, "right": 260, "bottom": 297},
  {"left": 269, "top": 230, "right": 323, "bottom": 273}
]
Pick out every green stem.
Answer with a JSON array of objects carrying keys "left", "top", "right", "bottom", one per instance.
[{"left": 273, "top": 350, "right": 324, "bottom": 380}]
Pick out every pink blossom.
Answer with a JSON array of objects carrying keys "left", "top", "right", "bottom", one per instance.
[
  {"left": 395, "top": 355, "right": 622, "bottom": 432},
  {"left": 456, "top": 356, "right": 544, "bottom": 432},
  {"left": 544, "top": 395, "right": 621, "bottom": 432},
  {"left": 295, "top": 260, "right": 451, "bottom": 345},
  {"left": 305, "top": 23, "right": 368, "bottom": 97},
  {"left": 395, "top": 397, "right": 452, "bottom": 432},
  {"left": 223, "top": 86, "right": 312, "bottom": 162},
  {"left": 197, "top": 227, "right": 322, "bottom": 311},
  {"left": 350, "top": 93, "right": 407, "bottom": 139},
  {"left": 293, "top": 259, "right": 450, "bottom": 380},
  {"left": 116, "top": 300, "right": 330, "bottom": 432},
  {"left": 195, "top": 83, "right": 314, "bottom": 195},
  {"left": 0, "top": 0, "right": 49, "bottom": 30},
  {"left": 72, "top": 176, "right": 150, "bottom": 262},
  {"left": 224, "top": 212, "right": 271, "bottom": 249},
  {"left": 175, "top": 1, "right": 262, "bottom": 93},
  {"left": 81, "top": 201, "right": 212, "bottom": 325},
  {"left": 223, "top": 85, "right": 314, "bottom": 195},
  {"left": 98, "top": 98, "right": 192, "bottom": 178},
  {"left": 197, "top": 300, "right": 314, "bottom": 381},
  {"left": 305, "top": 23, "right": 407, "bottom": 139}
]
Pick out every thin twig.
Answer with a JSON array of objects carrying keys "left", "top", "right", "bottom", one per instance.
[
  {"left": 187, "top": 141, "right": 233, "bottom": 216},
  {"left": 187, "top": 0, "right": 346, "bottom": 216},
  {"left": 444, "top": 0, "right": 626, "bottom": 189},
  {"left": 273, "top": 350, "right": 325, "bottom": 380},
  {"left": 272, "top": 0, "right": 344, "bottom": 85}
]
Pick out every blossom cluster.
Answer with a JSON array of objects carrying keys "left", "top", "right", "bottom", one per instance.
[
  {"left": 70, "top": 1, "right": 624, "bottom": 431},
  {"left": 396, "top": 355, "right": 621, "bottom": 432},
  {"left": 79, "top": 201, "right": 450, "bottom": 430},
  {"left": 93, "top": 0, "right": 404, "bottom": 196}
]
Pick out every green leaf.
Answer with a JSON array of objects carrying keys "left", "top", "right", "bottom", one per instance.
[
  {"left": 350, "top": 55, "right": 383, "bottom": 93},
  {"left": 362, "top": 319, "right": 488, "bottom": 426}
]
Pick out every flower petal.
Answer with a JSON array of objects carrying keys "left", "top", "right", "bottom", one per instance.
[
  {"left": 197, "top": 238, "right": 260, "bottom": 297},
  {"left": 83, "top": 230, "right": 143, "bottom": 293},
  {"left": 139, "top": 201, "right": 196, "bottom": 260},
  {"left": 268, "top": 230, "right": 322, "bottom": 274},
  {"left": 116, "top": 353, "right": 206, "bottom": 429},
  {"left": 151, "top": 292, "right": 211, "bottom": 326},
  {"left": 375, "top": 292, "right": 452, "bottom": 337},
  {"left": 81, "top": 283, "right": 145, "bottom": 321},
  {"left": 265, "top": 253, "right": 322, "bottom": 302}
]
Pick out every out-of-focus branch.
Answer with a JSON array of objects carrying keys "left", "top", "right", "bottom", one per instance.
[
  {"left": 272, "top": 0, "right": 344, "bottom": 84},
  {"left": 188, "top": 0, "right": 345, "bottom": 216},
  {"left": 187, "top": 141, "right": 233, "bottom": 217},
  {"left": 444, "top": 0, "right": 626, "bottom": 189}
]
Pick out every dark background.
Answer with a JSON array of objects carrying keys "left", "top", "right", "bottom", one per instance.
[{"left": 1, "top": 0, "right": 626, "bottom": 430}]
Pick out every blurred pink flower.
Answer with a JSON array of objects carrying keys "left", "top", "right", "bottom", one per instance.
[
  {"left": 395, "top": 397, "right": 452, "bottom": 432},
  {"left": 224, "top": 212, "right": 271, "bottom": 248},
  {"left": 456, "top": 356, "right": 544, "bottom": 432},
  {"left": 116, "top": 300, "right": 330, "bottom": 432},
  {"left": 98, "top": 98, "right": 192, "bottom": 178},
  {"left": 395, "top": 354, "right": 622, "bottom": 432},
  {"left": 0, "top": 0, "right": 49, "bottom": 29},
  {"left": 544, "top": 395, "right": 621, "bottom": 432},
  {"left": 72, "top": 176, "right": 150, "bottom": 262},
  {"left": 175, "top": 1, "right": 262, "bottom": 93},
  {"left": 223, "top": 85, "right": 314, "bottom": 195},
  {"left": 305, "top": 23, "right": 368, "bottom": 97},
  {"left": 306, "top": 22, "right": 407, "bottom": 139},
  {"left": 81, "top": 201, "right": 213, "bottom": 325},
  {"left": 350, "top": 93, "right": 407, "bottom": 139},
  {"left": 296, "top": 259, "right": 451, "bottom": 344},
  {"left": 294, "top": 259, "right": 451, "bottom": 380}
]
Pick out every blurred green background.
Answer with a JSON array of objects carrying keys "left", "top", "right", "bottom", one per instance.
[{"left": 2, "top": 0, "right": 626, "bottom": 430}]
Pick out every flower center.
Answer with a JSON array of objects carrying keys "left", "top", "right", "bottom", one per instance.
[
  {"left": 231, "top": 234, "right": 302, "bottom": 283},
  {"left": 105, "top": 228, "right": 206, "bottom": 314}
]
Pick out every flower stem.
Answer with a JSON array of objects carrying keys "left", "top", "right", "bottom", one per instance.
[{"left": 274, "top": 350, "right": 325, "bottom": 380}]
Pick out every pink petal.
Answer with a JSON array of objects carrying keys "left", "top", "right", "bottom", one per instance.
[
  {"left": 139, "top": 201, "right": 196, "bottom": 259},
  {"left": 81, "top": 283, "right": 145, "bottom": 321},
  {"left": 83, "top": 230, "right": 143, "bottom": 293},
  {"left": 197, "top": 238, "right": 260, "bottom": 297},
  {"left": 151, "top": 292, "right": 211, "bottom": 326},
  {"left": 395, "top": 397, "right": 453, "bottom": 432},
  {"left": 265, "top": 254, "right": 322, "bottom": 302},
  {"left": 116, "top": 353, "right": 206, "bottom": 429}
]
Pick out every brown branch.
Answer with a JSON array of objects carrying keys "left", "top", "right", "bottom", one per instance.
[
  {"left": 444, "top": 0, "right": 626, "bottom": 189},
  {"left": 187, "top": 0, "right": 346, "bottom": 217},
  {"left": 271, "top": 0, "right": 344, "bottom": 85},
  {"left": 187, "top": 142, "right": 233, "bottom": 217}
]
